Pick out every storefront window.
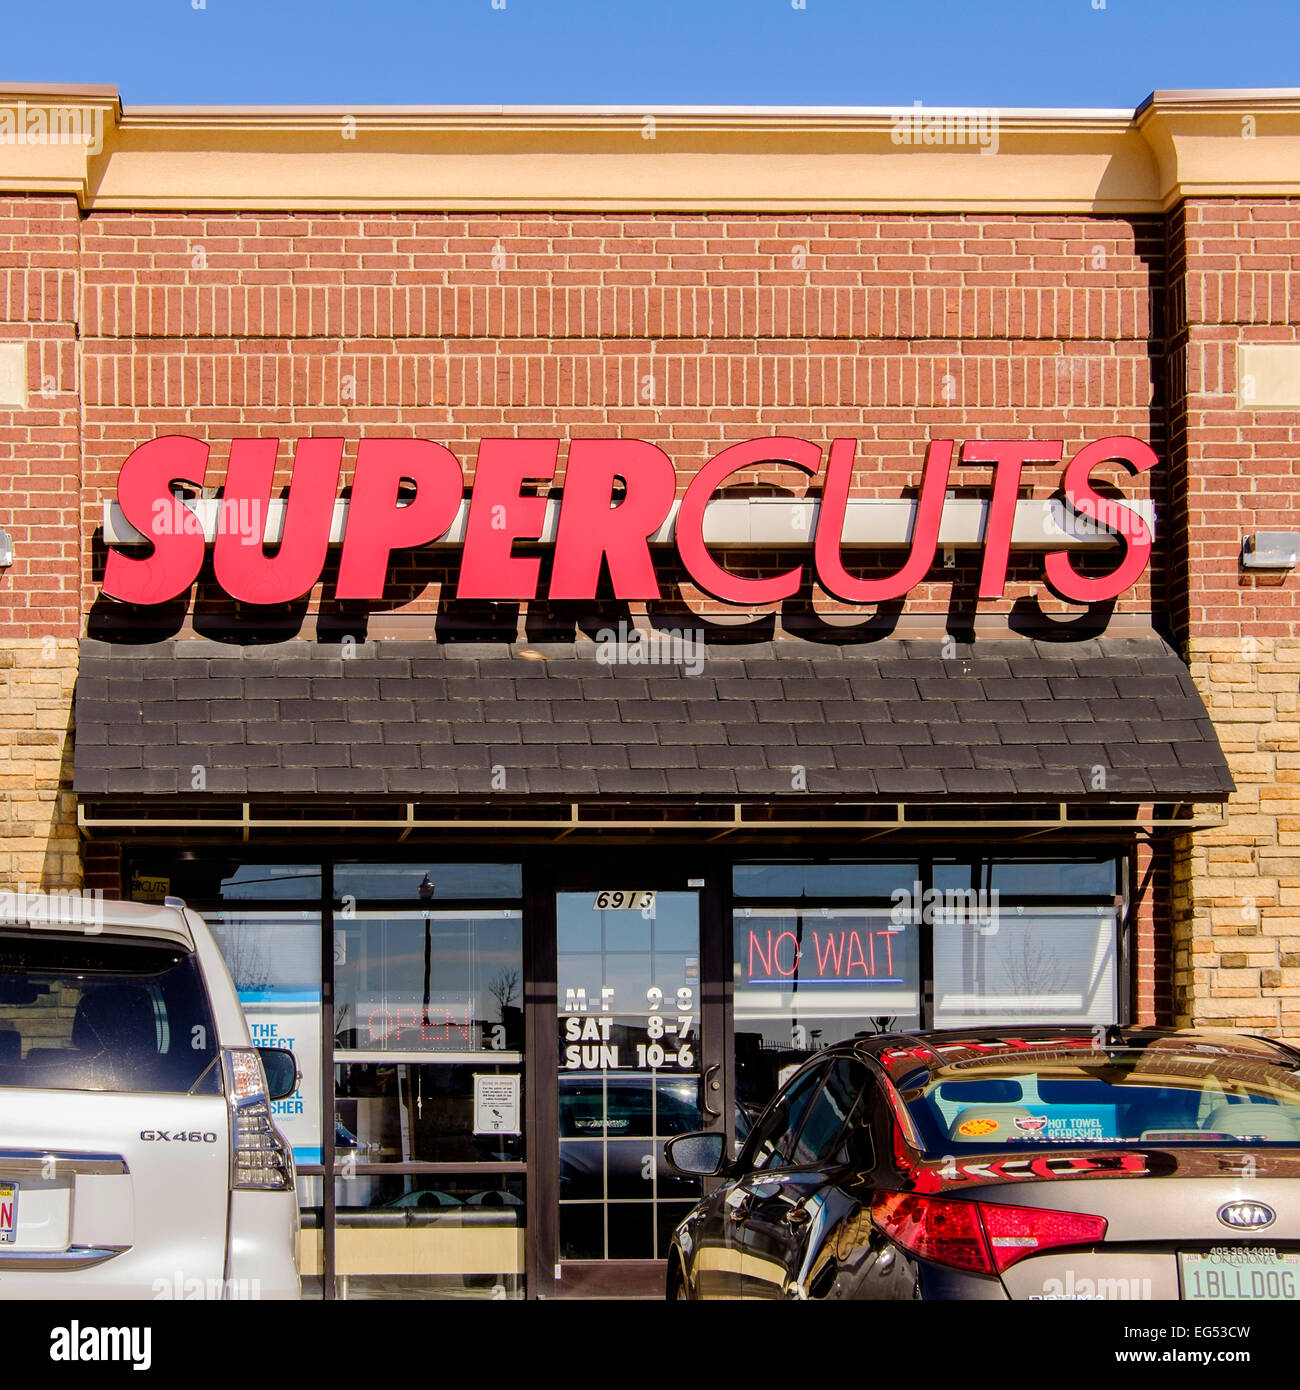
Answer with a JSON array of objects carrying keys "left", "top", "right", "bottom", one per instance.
[
  {"left": 334, "top": 1061, "right": 523, "bottom": 1164},
  {"left": 127, "top": 858, "right": 322, "bottom": 906},
  {"left": 732, "top": 854, "right": 1125, "bottom": 1115},
  {"left": 297, "top": 1179, "right": 326, "bottom": 1300},
  {"left": 126, "top": 855, "right": 532, "bottom": 1297},
  {"left": 933, "top": 857, "right": 1119, "bottom": 898},
  {"left": 206, "top": 910, "right": 323, "bottom": 1166},
  {"left": 332, "top": 899, "right": 525, "bottom": 1297},
  {"left": 332, "top": 1172, "right": 526, "bottom": 1301},
  {"left": 733, "top": 862, "right": 917, "bottom": 899},
  {"left": 334, "top": 910, "right": 523, "bottom": 1054},
  {"left": 333, "top": 909, "right": 524, "bottom": 1158},
  {"left": 732, "top": 907, "right": 922, "bottom": 1115},
  {"left": 932, "top": 906, "right": 1119, "bottom": 1027},
  {"left": 218, "top": 864, "right": 323, "bottom": 899},
  {"left": 334, "top": 862, "right": 522, "bottom": 901}
]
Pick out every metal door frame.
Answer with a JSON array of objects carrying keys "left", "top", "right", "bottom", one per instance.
[{"left": 526, "top": 851, "right": 731, "bottom": 1299}]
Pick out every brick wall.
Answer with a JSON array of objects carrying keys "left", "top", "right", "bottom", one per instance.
[
  {"left": 1168, "top": 200, "right": 1300, "bottom": 1036},
  {"left": 79, "top": 212, "right": 1163, "bottom": 621},
  {"left": 2, "top": 201, "right": 1201, "bottom": 1020},
  {"left": 0, "top": 197, "right": 82, "bottom": 890},
  {"left": 72, "top": 208, "right": 1173, "bottom": 1017},
  {"left": 1133, "top": 837, "right": 1172, "bottom": 1028}
]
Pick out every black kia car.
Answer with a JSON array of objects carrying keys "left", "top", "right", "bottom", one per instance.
[{"left": 664, "top": 1026, "right": 1300, "bottom": 1300}]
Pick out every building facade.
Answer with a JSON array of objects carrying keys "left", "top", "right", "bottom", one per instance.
[{"left": 0, "top": 84, "right": 1297, "bottom": 1298}]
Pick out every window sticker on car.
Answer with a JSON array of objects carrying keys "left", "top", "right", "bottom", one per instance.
[
  {"left": 1013, "top": 1109, "right": 1116, "bottom": 1142},
  {"left": 1042, "top": 1114, "right": 1106, "bottom": 1140},
  {"left": 957, "top": 1118, "right": 999, "bottom": 1136}
]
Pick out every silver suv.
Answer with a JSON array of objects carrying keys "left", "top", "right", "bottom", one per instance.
[{"left": 0, "top": 895, "right": 300, "bottom": 1299}]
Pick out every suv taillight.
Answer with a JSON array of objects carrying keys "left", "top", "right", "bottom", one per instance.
[
  {"left": 871, "top": 1191, "right": 1107, "bottom": 1276},
  {"left": 224, "top": 1049, "right": 295, "bottom": 1192}
]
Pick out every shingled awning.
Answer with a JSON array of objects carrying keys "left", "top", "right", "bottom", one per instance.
[{"left": 73, "top": 633, "right": 1233, "bottom": 805}]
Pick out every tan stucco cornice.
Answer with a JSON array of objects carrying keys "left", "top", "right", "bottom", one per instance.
[
  {"left": 0, "top": 85, "right": 119, "bottom": 203},
  {"left": 1, "top": 83, "right": 1299, "bottom": 213},
  {"left": 1136, "top": 89, "right": 1300, "bottom": 206}
]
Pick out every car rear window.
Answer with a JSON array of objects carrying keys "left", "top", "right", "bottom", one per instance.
[
  {"left": 0, "top": 932, "right": 220, "bottom": 1094},
  {"left": 902, "top": 1046, "right": 1300, "bottom": 1152}
]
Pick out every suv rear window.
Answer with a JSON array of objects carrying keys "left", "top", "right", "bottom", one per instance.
[
  {"left": 903, "top": 1046, "right": 1300, "bottom": 1152},
  {"left": 0, "top": 932, "right": 220, "bottom": 1094}
]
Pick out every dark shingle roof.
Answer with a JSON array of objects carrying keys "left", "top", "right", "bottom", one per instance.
[{"left": 74, "top": 634, "right": 1233, "bottom": 803}]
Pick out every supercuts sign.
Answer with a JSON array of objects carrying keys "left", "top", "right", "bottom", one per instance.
[{"left": 100, "top": 434, "right": 1156, "bottom": 608}]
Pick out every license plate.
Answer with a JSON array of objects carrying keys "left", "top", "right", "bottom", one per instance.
[
  {"left": 0, "top": 1182, "right": 15, "bottom": 1244},
  {"left": 1179, "top": 1249, "right": 1300, "bottom": 1300}
]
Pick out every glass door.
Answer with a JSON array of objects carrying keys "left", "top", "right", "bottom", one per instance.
[
  {"left": 331, "top": 902, "right": 527, "bottom": 1299},
  {"left": 555, "top": 889, "right": 715, "bottom": 1294}
]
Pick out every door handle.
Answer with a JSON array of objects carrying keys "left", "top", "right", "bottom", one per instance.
[
  {"left": 785, "top": 1205, "right": 811, "bottom": 1228},
  {"left": 728, "top": 1195, "right": 752, "bottom": 1223},
  {"left": 702, "top": 1062, "right": 722, "bottom": 1119}
]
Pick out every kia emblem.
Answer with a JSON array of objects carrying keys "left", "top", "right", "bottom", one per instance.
[{"left": 1217, "top": 1201, "right": 1276, "bottom": 1231}]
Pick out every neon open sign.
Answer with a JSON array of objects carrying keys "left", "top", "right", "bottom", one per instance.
[
  {"left": 100, "top": 433, "right": 1156, "bottom": 608},
  {"left": 746, "top": 925, "right": 907, "bottom": 985},
  {"left": 358, "top": 993, "right": 476, "bottom": 1049}
]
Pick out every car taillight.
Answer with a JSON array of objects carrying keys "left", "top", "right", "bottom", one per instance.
[
  {"left": 872, "top": 1192, "right": 993, "bottom": 1274},
  {"left": 871, "top": 1191, "right": 1107, "bottom": 1277},
  {"left": 978, "top": 1200, "right": 1107, "bottom": 1273},
  {"left": 224, "top": 1049, "right": 294, "bottom": 1192}
]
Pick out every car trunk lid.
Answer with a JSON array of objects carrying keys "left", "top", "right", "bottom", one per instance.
[{"left": 976, "top": 1161, "right": 1300, "bottom": 1300}]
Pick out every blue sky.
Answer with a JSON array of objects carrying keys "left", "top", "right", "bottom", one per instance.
[{"left": 3, "top": 0, "right": 1298, "bottom": 109}]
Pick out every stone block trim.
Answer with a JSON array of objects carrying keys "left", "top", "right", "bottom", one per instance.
[
  {"left": 0, "top": 639, "right": 79, "bottom": 890},
  {"left": 1174, "top": 638, "right": 1300, "bottom": 1034}
]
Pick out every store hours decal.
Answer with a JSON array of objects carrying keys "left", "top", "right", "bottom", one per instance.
[{"left": 562, "top": 985, "right": 697, "bottom": 1071}]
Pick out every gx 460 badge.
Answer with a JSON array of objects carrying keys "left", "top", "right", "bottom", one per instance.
[{"left": 140, "top": 1130, "right": 218, "bottom": 1143}]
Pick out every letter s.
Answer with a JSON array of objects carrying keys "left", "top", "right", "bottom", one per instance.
[
  {"left": 1044, "top": 436, "right": 1157, "bottom": 603},
  {"left": 102, "top": 436, "right": 209, "bottom": 604}
]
